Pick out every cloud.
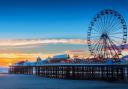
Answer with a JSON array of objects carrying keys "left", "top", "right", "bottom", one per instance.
[{"left": 0, "top": 39, "right": 87, "bottom": 47}]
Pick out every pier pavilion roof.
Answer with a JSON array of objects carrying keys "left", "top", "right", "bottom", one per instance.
[{"left": 52, "top": 54, "right": 69, "bottom": 59}]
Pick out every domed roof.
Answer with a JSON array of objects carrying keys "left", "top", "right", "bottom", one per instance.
[
  {"left": 42, "top": 58, "right": 49, "bottom": 62},
  {"left": 36, "top": 56, "right": 42, "bottom": 62},
  {"left": 52, "top": 54, "right": 69, "bottom": 59}
]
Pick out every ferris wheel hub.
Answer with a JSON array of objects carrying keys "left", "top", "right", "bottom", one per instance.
[{"left": 101, "top": 33, "right": 108, "bottom": 39}]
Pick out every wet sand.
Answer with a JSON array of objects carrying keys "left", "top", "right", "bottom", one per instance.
[{"left": 0, "top": 74, "right": 128, "bottom": 89}]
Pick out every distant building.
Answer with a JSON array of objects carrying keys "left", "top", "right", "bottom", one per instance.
[{"left": 49, "top": 54, "right": 70, "bottom": 63}]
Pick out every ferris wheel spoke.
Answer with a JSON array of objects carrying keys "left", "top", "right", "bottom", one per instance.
[
  {"left": 108, "top": 20, "right": 122, "bottom": 33},
  {"left": 109, "top": 45, "right": 118, "bottom": 58},
  {"left": 96, "top": 45, "right": 103, "bottom": 56},
  {"left": 91, "top": 38, "right": 100, "bottom": 41},
  {"left": 93, "top": 20, "right": 100, "bottom": 31},
  {"left": 106, "top": 14, "right": 113, "bottom": 29},
  {"left": 108, "top": 31, "right": 123, "bottom": 35},
  {"left": 108, "top": 38, "right": 121, "bottom": 54},
  {"left": 91, "top": 32, "right": 100, "bottom": 35},
  {"left": 97, "top": 16, "right": 104, "bottom": 32},
  {"left": 97, "top": 41, "right": 103, "bottom": 51},
  {"left": 109, "top": 36, "right": 124, "bottom": 39},
  {"left": 114, "top": 22, "right": 123, "bottom": 29},
  {"left": 100, "top": 44, "right": 104, "bottom": 56},
  {"left": 95, "top": 15, "right": 106, "bottom": 33},
  {"left": 110, "top": 38, "right": 121, "bottom": 45},
  {"left": 106, "top": 41, "right": 114, "bottom": 58},
  {"left": 95, "top": 43, "right": 101, "bottom": 55},
  {"left": 107, "top": 40, "right": 118, "bottom": 56},
  {"left": 106, "top": 14, "right": 113, "bottom": 30},
  {"left": 91, "top": 31, "right": 101, "bottom": 35},
  {"left": 109, "top": 25, "right": 122, "bottom": 33},
  {"left": 100, "top": 44, "right": 105, "bottom": 57},
  {"left": 100, "top": 15, "right": 108, "bottom": 33},
  {"left": 109, "top": 33, "right": 123, "bottom": 38},
  {"left": 108, "top": 32, "right": 123, "bottom": 37},
  {"left": 105, "top": 14, "right": 110, "bottom": 33},
  {"left": 91, "top": 40, "right": 100, "bottom": 48},
  {"left": 94, "top": 20, "right": 104, "bottom": 33},
  {"left": 104, "top": 40, "right": 109, "bottom": 58},
  {"left": 105, "top": 14, "right": 109, "bottom": 26},
  {"left": 90, "top": 33, "right": 101, "bottom": 36},
  {"left": 108, "top": 25, "right": 123, "bottom": 33},
  {"left": 109, "top": 16, "right": 119, "bottom": 28},
  {"left": 109, "top": 34, "right": 122, "bottom": 38},
  {"left": 92, "top": 27, "right": 102, "bottom": 34},
  {"left": 90, "top": 36, "right": 100, "bottom": 39},
  {"left": 108, "top": 19, "right": 122, "bottom": 33},
  {"left": 109, "top": 39, "right": 122, "bottom": 50},
  {"left": 107, "top": 15, "right": 115, "bottom": 33},
  {"left": 102, "top": 15, "right": 107, "bottom": 33},
  {"left": 107, "top": 15, "right": 117, "bottom": 32},
  {"left": 91, "top": 39, "right": 102, "bottom": 52},
  {"left": 107, "top": 38, "right": 120, "bottom": 57}
]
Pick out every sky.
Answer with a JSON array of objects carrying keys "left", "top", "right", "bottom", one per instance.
[{"left": 0, "top": 0, "right": 128, "bottom": 67}]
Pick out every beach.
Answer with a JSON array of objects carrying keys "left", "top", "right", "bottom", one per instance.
[{"left": 0, "top": 74, "right": 128, "bottom": 89}]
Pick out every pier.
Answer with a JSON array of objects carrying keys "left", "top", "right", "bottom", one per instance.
[
  {"left": 8, "top": 9, "right": 128, "bottom": 81},
  {"left": 9, "top": 64, "right": 128, "bottom": 81}
]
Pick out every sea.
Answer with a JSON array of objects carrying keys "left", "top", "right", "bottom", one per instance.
[{"left": 0, "top": 74, "right": 128, "bottom": 89}]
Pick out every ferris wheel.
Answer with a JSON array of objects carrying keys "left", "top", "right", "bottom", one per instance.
[{"left": 87, "top": 9, "right": 127, "bottom": 60}]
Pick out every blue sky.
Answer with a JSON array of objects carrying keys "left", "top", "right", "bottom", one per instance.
[{"left": 0, "top": 0, "right": 127, "bottom": 39}]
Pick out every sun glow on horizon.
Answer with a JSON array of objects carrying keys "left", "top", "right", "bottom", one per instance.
[
  {"left": 0, "top": 51, "right": 90, "bottom": 67},
  {"left": 0, "top": 53, "right": 53, "bottom": 67}
]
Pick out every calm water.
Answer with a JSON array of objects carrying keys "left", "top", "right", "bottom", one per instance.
[{"left": 0, "top": 74, "right": 128, "bottom": 89}]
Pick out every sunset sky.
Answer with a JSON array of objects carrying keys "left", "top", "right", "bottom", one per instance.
[{"left": 0, "top": 0, "right": 128, "bottom": 67}]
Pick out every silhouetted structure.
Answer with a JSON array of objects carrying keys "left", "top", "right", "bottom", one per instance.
[{"left": 9, "top": 64, "right": 128, "bottom": 81}]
